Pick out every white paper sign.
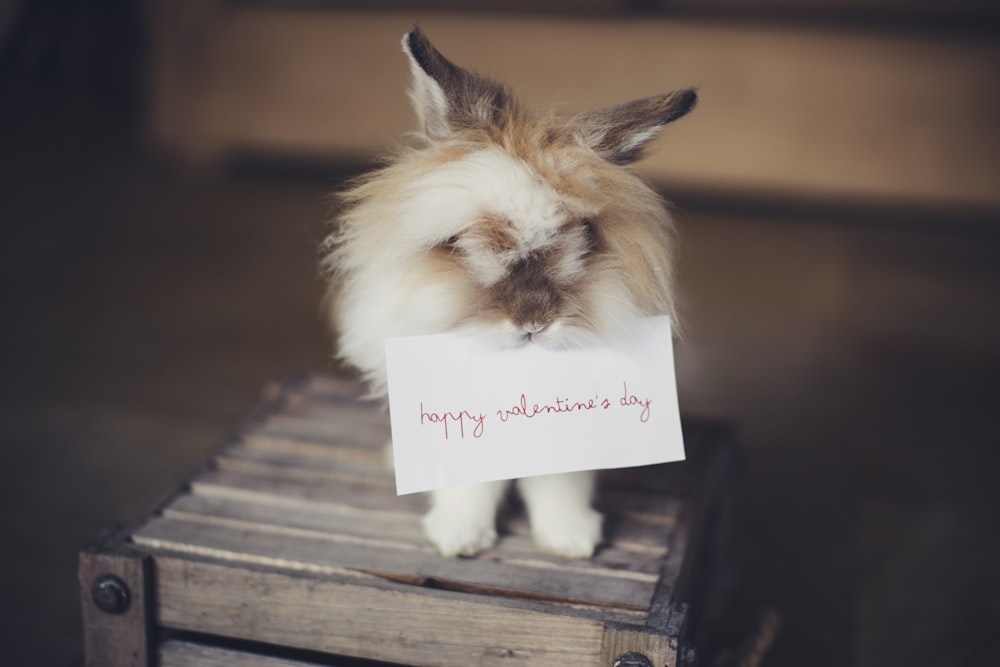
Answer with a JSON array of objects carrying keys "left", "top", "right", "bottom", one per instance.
[{"left": 384, "top": 316, "right": 685, "bottom": 495}]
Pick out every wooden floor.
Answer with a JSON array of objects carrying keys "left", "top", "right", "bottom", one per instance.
[{"left": 1, "top": 89, "right": 999, "bottom": 666}]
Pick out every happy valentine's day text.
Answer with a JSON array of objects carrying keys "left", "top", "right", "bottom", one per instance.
[{"left": 418, "top": 382, "right": 652, "bottom": 440}]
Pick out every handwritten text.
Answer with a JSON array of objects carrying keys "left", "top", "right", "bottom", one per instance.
[
  {"left": 417, "top": 383, "right": 652, "bottom": 440},
  {"left": 419, "top": 403, "right": 486, "bottom": 440}
]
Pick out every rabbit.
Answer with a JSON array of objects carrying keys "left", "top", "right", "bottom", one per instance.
[{"left": 321, "top": 27, "right": 696, "bottom": 558}]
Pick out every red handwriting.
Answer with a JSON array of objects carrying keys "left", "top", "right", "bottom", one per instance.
[
  {"left": 620, "top": 382, "right": 652, "bottom": 422},
  {"left": 496, "top": 393, "right": 611, "bottom": 423},
  {"left": 420, "top": 386, "right": 653, "bottom": 438},
  {"left": 420, "top": 403, "right": 486, "bottom": 439}
]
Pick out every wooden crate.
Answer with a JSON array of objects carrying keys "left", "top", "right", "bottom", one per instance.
[{"left": 80, "top": 375, "right": 732, "bottom": 667}]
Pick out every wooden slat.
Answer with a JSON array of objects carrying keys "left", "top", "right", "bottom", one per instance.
[
  {"left": 160, "top": 639, "right": 328, "bottom": 667},
  {"left": 248, "top": 412, "right": 389, "bottom": 448},
  {"left": 218, "top": 441, "right": 389, "bottom": 475},
  {"left": 239, "top": 433, "right": 388, "bottom": 465},
  {"left": 133, "top": 515, "right": 659, "bottom": 611},
  {"left": 289, "top": 374, "right": 366, "bottom": 400},
  {"left": 166, "top": 492, "right": 427, "bottom": 544},
  {"left": 153, "top": 555, "right": 617, "bottom": 667},
  {"left": 190, "top": 469, "right": 426, "bottom": 512},
  {"left": 162, "top": 492, "right": 668, "bottom": 572},
  {"left": 278, "top": 389, "right": 384, "bottom": 417},
  {"left": 601, "top": 488, "right": 684, "bottom": 515},
  {"left": 213, "top": 455, "right": 393, "bottom": 489}
]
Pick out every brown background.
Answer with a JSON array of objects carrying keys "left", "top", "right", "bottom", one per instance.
[{"left": 0, "top": 1, "right": 997, "bottom": 665}]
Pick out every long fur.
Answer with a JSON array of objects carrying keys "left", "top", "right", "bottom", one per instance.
[{"left": 321, "top": 27, "right": 695, "bottom": 557}]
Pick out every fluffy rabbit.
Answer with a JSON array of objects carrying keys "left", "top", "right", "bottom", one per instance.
[{"left": 322, "top": 27, "right": 695, "bottom": 558}]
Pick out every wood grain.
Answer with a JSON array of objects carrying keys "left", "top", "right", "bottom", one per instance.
[
  {"left": 123, "top": 374, "right": 695, "bottom": 664},
  {"left": 154, "top": 555, "right": 612, "bottom": 667},
  {"left": 78, "top": 549, "right": 152, "bottom": 667},
  {"left": 160, "top": 639, "right": 327, "bottom": 667},
  {"left": 135, "top": 515, "right": 659, "bottom": 610},
  {"left": 599, "top": 624, "right": 674, "bottom": 667}
]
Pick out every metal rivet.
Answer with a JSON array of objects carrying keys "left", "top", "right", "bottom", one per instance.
[
  {"left": 614, "top": 653, "right": 654, "bottom": 667},
  {"left": 91, "top": 573, "right": 131, "bottom": 614}
]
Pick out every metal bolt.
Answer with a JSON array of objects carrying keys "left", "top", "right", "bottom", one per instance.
[
  {"left": 614, "top": 653, "right": 654, "bottom": 667},
  {"left": 91, "top": 574, "right": 131, "bottom": 614}
]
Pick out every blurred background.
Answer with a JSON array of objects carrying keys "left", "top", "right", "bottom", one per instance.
[{"left": 1, "top": 1, "right": 998, "bottom": 665}]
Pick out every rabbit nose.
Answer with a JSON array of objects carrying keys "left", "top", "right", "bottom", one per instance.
[
  {"left": 523, "top": 322, "right": 548, "bottom": 335},
  {"left": 493, "top": 252, "right": 562, "bottom": 331},
  {"left": 509, "top": 288, "right": 558, "bottom": 332}
]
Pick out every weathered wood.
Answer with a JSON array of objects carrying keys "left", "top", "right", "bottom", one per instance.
[
  {"left": 189, "top": 468, "right": 427, "bottom": 513},
  {"left": 246, "top": 414, "right": 389, "bottom": 451},
  {"left": 78, "top": 373, "right": 720, "bottom": 665},
  {"left": 134, "top": 514, "right": 659, "bottom": 610},
  {"left": 187, "top": 476, "right": 678, "bottom": 552},
  {"left": 237, "top": 434, "right": 387, "bottom": 466},
  {"left": 159, "top": 493, "right": 669, "bottom": 573},
  {"left": 213, "top": 453, "right": 393, "bottom": 488},
  {"left": 153, "top": 555, "right": 614, "bottom": 667},
  {"left": 599, "top": 623, "right": 674, "bottom": 667},
  {"left": 160, "top": 639, "right": 327, "bottom": 667},
  {"left": 79, "top": 547, "right": 153, "bottom": 667},
  {"left": 281, "top": 374, "right": 365, "bottom": 400}
]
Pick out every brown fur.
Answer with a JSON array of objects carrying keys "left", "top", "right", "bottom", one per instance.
[{"left": 323, "top": 27, "right": 697, "bottom": 559}]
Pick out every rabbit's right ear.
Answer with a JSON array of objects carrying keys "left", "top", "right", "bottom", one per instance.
[{"left": 402, "top": 27, "right": 517, "bottom": 140}]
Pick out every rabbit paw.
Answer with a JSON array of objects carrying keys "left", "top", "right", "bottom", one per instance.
[
  {"left": 422, "top": 507, "right": 498, "bottom": 557},
  {"left": 532, "top": 507, "right": 603, "bottom": 559}
]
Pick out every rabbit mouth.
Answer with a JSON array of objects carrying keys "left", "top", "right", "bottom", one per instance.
[
  {"left": 519, "top": 322, "right": 549, "bottom": 345},
  {"left": 503, "top": 317, "right": 594, "bottom": 350}
]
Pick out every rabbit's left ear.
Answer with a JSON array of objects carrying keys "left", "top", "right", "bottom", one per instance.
[
  {"left": 576, "top": 89, "right": 697, "bottom": 165},
  {"left": 402, "top": 27, "right": 517, "bottom": 140}
]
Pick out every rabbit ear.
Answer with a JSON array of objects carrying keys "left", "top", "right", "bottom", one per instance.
[
  {"left": 576, "top": 88, "right": 697, "bottom": 165},
  {"left": 402, "top": 27, "right": 518, "bottom": 139}
]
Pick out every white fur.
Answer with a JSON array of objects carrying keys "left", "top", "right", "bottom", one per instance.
[
  {"left": 327, "top": 29, "right": 688, "bottom": 559},
  {"left": 518, "top": 471, "right": 601, "bottom": 558},
  {"left": 332, "top": 149, "right": 616, "bottom": 558},
  {"left": 616, "top": 126, "right": 662, "bottom": 157},
  {"left": 334, "top": 147, "right": 599, "bottom": 396},
  {"left": 403, "top": 149, "right": 574, "bottom": 282},
  {"left": 423, "top": 480, "right": 510, "bottom": 557},
  {"left": 330, "top": 148, "right": 660, "bottom": 558}
]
